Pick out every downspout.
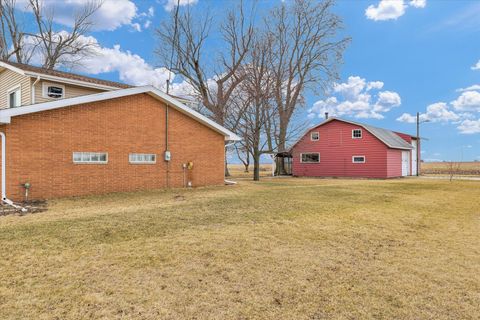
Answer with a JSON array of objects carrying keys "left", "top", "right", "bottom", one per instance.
[
  {"left": 31, "top": 76, "right": 41, "bottom": 104},
  {"left": 0, "top": 132, "right": 27, "bottom": 212},
  {"left": 165, "top": 104, "right": 170, "bottom": 188}
]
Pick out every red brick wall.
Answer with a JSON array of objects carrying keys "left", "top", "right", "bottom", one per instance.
[{"left": 0, "top": 93, "right": 225, "bottom": 200}]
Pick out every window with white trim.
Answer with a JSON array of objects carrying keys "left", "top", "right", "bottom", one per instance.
[
  {"left": 7, "top": 85, "right": 21, "bottom": 108},
  {"left": 300, "top": 153, "right": 320, "bottom": 163},
  {"left": 129, "top": 153, "right": 156, "bottom": 164},
  {"left": 310, "top": 132, "right": 319, "bottom": 141},
  {"left": 73, "top": 152, "right": 108, "bottom": 164},
  {"left": 352, "top": 156, "right": 366, "bottom": 163},
  {"left": 352, "top": 129, "right": 362, "bottom": 139},
  {"left": 43, "top": 82, "right": 65, "bottom": 99}
]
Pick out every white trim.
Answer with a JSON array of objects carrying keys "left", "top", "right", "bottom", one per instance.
[
  {"left": 300, "top": 152, "right": 320, "bottom": 163},
  {"left": 352, "top": 129, "right": 362, "bottom": 139},
  {"left": 0, "top": 61, "right": 27, "bottom": 75},
  {"left": 352, "top": 155, "right": 366, "bottom": 163},
  {"left": 42, "top": 82, "right": 65, "bottom": 99},
  {"left": 0, "top": 131, "right": 5, "bottom": 200},
  {"left": 73, "top": 152, "right": 108, "bottom": 164},
  {"left": 0, "top": 86, "right": 241, "bottom": 141},
  {"left": 7, "top": 85, "right": 21, "bottom": 108},
  {"left": 129, "top": 153, "right": 157, "bottom": 164},
  {"left": 310, "top": 131, "right": 319, "bottom": 141}
]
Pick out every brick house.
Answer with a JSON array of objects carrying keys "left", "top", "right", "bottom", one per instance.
[
  {"left": 0, "top": 61, "right": 239, "bottom": 201},
  {"left": 289, "top": 117, "right": 419, "bottom": 179}
]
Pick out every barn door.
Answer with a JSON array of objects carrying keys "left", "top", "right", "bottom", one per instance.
[{"left": 402, "top": 151, "right": 410, "bottom": 176}]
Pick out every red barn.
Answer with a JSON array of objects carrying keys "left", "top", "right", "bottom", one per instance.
[{"left": 289, "top": 118, "right": 419, "bottom": 178}]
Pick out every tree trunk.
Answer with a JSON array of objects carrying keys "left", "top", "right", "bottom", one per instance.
[
  {"left": 275, "top": 127, "right": 288, "bottom": 175},
  {"left": 253, "top": 152, "right": 260, "bottom": 181},
  {"left": 244, "top": 164, "right": 249, "bottom": 173}
]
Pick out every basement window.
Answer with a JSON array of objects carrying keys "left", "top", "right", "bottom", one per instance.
[
  {"left": 43, "top": 82, "right": 65, "bottom": 99},
  {"left": 352, "top": 156, "right": 366, "bottom": 163},
  {"left": 300, "top": 153, "right": 320, "bottom": 163},
  {"left": 73, "top": 152, "right": 108, "bottom": 164},
  {"left": 129, "top": 153, "right": 156, "bottom": 164},
  {"left": 352, "top": 129, "right": 362, "bottom": 139},
  {"left": 310, "top": 132, "right": 319, "bottom": 141},
  {"left": 7, "top": 85, "right": 21, "bottom": 108}
]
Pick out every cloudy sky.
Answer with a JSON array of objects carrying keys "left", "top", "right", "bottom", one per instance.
[{"left": 14, "top": 0, "right": 480, "bottom": 161}]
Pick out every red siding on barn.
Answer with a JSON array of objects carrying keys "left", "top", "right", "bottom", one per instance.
[{"left": 291, "top": 120, "right": 391, "bottom": 178}]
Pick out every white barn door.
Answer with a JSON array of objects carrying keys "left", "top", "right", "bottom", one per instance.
[
  {"left": 411, "top": 140, "right": 418, "bottom": 176},
  {"left": 402, "top": 151, "right": 410, "bottom": 176}
]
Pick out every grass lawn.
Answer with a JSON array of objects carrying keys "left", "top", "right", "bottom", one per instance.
[{"left": 0, "top": 178, "right": 479, "bottom": 319}]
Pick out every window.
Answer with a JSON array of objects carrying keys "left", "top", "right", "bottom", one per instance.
[
  {"left": 129, "top": 153, "right": 156, "bottom": 164},
  {"left": 352, "top": 129, "right": 362, "bottom": 139},
  {"left": 73, "top": 152, "right": 108, "bottom": 164},
  {"left": 300, "top": 153, "right": 320, "bottom": 163},
  {"left": 352, "top": 156, "right": 366, "bottom": 163},
  {"left": 7, "top": 86, "right": 21, "bottom": 108},
  {"left": 43, "top": 82, "right": 65, "bottom": 99},
  {"left": 310, "top": 132, "right": 319, "bottom": 141}
]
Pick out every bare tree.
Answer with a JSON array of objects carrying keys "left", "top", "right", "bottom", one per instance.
[
  {"left": 0, "top": 0, "right": 101, "bottom": 69},
  {"left": 267, "top": 0, "right": 350, "bottom": 174},
  {"left": 446, "top": 161, "right": 461, "bottom": 182},
  {"left": 155, "top": 2, "right": 254, "bottom": 176}
]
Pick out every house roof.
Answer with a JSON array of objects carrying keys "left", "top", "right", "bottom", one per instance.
[
  {"left": 0, "top": 86, "right": 241, "bottom": 141},
  {"left": 289, "top": 117, "right": 414, "bottom": 151},
  {"left": 0, "top": 60, "right": 131, "bottom": 90}
]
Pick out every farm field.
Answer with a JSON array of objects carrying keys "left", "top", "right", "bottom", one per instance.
[
  {"left": 421, "top": 161, "right": 480, "bottom": 176},
  {"left": 0, "top": 178, "right": 479, "bottom": 319}
]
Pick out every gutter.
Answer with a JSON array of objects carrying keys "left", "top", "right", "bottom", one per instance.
[
  {"left": 31, "top": 75, "right": 41, "bottom": 104},
  {"left": 0, "top": 132, "right": 27, "bottom": 212}
]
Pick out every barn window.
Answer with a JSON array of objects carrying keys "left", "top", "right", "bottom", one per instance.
[
  {"left": 300, "top": 153, "right": 320, "bottom": 163},
  {"left": 129, "top": 153, "right": 156, "bottom": 164},
  {"left": 310, "top": 132, "right": 319, "bottom": 141},
  {"left": 43, "top": 82, "right": 65, "bottom": 99},
  {"left": 352, "top": 156, "right": 366, "bottom": 163},
  {"left": 7, "top": 85, "right": 21, "bottom": 108},
  {"left": 352, "top": 129, "right": 362, "bottom": 139},
  {"left": 73, "top": 152, "right": 108, "bottom": 164}
]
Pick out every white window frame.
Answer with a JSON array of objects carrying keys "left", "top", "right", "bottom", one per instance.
[
  {"left": 310, "top": 132, "right": 319, "bottom": 141},
  {"left": 42, "top": 82, "right": 65, "bottom": 99},
  {"left": 73, "top": 152, "right": 108, "bottom": 164},
  {"left": 129, "top": 153, "right": 157, "bottom": 164},
  {"left": 300, "top": 152, "right": 320, "bottom": 163},
  {"left": 352, "top": 129, "right": 362, "bottom": 139},
  {"left": 352, "top": 155, "right": 366, "bottom": 163},
  {"left": 7, "top": 85, "right": 21, "bottom": 108}
]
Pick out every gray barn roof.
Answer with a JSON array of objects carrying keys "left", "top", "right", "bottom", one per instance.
[{"left": 289, "top": 117, "right": 414, "bottom": 151}]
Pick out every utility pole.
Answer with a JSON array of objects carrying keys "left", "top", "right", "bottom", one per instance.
[{"left": 416, "top": 112, "right": 420, "bottom": 176}]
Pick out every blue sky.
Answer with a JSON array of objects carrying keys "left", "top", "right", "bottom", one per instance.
[{"left": 17, "top": 0, "right": 480, "bottom": 161}]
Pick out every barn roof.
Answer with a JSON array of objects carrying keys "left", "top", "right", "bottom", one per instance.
[{"left": 289, "top": 117, "right": 414, "bottom": 151}]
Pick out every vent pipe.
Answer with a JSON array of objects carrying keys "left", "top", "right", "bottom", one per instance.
[{"left": 325, "top": 112, "right": 329, "bottom": 120}]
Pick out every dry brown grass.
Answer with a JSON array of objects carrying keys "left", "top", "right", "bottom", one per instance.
[
  {"left": 228, "top": 163, "right": 274, "bottom": 179},
  {"left": 422, "top": 161, "right": 480, "bottom": 176},
  {"left": 0, "top": 178, "right": 479, "bottom": 319}
]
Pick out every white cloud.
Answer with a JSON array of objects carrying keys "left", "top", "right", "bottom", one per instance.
[
  {"left": 365, "top": 0, "right": 426, "bottom": 21},
  {"left": 17, "top": 0, "right": 138, "bottom": 31},
  {"left": 410, "top": 0, "right": 426, "bottom": 8},
  {"left": 456, "top": 84, "right": 480, "bottom": 92},
  {"left": 309, "top": 76, "right": 401, "bottom": 120},
  {"left": 164, "top": 0, "right": 199, "bottom": 12},
  {"left": 472, "top": 60, "right": 480, "bottom": 70},
  {"left": 131, "top": 23, "right": 142, "bottom": 32},
  {"left": 451, "top": 91, "right": 480, "bottom": 112},
  {"left": 458, "top": 119, "right": 480, "bottom": 134},
  {"left": 397, "top": 102, "right": 460, "bottom": 123}
]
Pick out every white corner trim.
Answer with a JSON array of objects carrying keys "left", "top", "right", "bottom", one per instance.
[{"left": 0, "top": 85, "right": 241, "bottom": 141}]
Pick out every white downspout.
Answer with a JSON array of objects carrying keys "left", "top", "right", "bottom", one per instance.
[
  {"left": 0, "top": 132, "right": 27, "bottom": 212},
  {"left": 31, "top": 76, "right": 41, "bottom": 104}
]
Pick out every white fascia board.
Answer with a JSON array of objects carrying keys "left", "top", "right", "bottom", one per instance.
[
  {"left": 24, "top": 72, "right": 120, "bottom": 91},
  {"left": 0, "top": 85, "right": 241, "bottom": 141},
  {"left": 0, "top": 61, "right": 26, "bottom": 75}
]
